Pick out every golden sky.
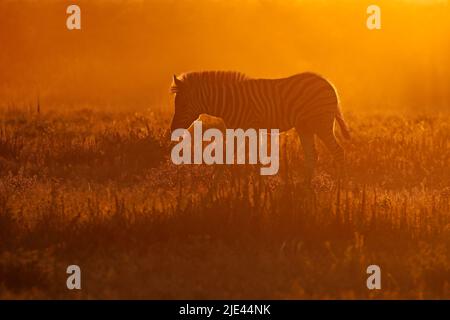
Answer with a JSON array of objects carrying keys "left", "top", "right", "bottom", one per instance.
[{"left": 0, "top": 0, "right": 448, "bottom": 112}]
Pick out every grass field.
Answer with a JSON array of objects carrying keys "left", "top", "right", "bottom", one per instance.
[{"left": 0, "top": 107, "right": 449, "bottom": 299}]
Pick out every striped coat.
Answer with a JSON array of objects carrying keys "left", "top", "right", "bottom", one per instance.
[{"left": 170, "top": 71, "right": 350, "bottom": 182}]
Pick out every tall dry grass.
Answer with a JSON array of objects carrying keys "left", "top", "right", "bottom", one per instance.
[{"left": 0, "top": 107, "right": 449, "bottom": 299}]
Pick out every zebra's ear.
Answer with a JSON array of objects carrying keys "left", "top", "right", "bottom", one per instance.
[
  {"left": 173, "top": 74, "right": 182, "bottom": 87},
  {"left": 171, "top": 74, "right": 183, "bottom": 93}
]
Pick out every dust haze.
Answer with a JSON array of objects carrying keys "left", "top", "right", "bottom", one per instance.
[{"left": 0, "top": 0, "right": 448, "bottom": 112}]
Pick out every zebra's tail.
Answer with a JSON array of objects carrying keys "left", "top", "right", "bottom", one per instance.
[{"left": 335, "top": 107, "right": 351, "bottom": 140}]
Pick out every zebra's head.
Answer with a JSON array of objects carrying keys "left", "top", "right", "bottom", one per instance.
[{"left": 170, "top": 74, "right": 200, "bottom": 133}]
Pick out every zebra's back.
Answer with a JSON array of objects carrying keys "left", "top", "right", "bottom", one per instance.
[{"left": 243, "top": 72, "right": 339, "bottom": 131}]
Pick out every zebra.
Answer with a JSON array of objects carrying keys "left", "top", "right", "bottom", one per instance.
[{"left": 170, "top": 71, "right": 350, "bottom": 183}]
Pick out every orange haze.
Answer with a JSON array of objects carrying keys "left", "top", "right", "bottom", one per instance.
[{"left": 0, "top": 0, "right": 448, "bottom": 112}]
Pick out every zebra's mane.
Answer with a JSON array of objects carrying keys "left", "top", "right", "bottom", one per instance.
[{"left": 172, "top": 71, "right": 248, "bottom": 92}]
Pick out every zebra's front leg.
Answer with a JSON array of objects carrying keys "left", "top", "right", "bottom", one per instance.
[{"left": 297, "top": 131, "right": 317, "bottom": 186}]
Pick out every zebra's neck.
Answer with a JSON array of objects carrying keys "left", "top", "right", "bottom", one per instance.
[{"left": 194, "top": 82, "right": 249, "bottom": 128}]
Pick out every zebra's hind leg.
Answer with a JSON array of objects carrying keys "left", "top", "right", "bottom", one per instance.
[
  {"left": 316, "top": 125, "right": 345, "bottom": 179},
  {"left": 297, "top": 129, "right": 317, "bottom": 186}
]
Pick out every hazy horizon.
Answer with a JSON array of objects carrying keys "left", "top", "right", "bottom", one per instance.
[{"left": 1, "top": 0, "right": 448, "bottom": 113}]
